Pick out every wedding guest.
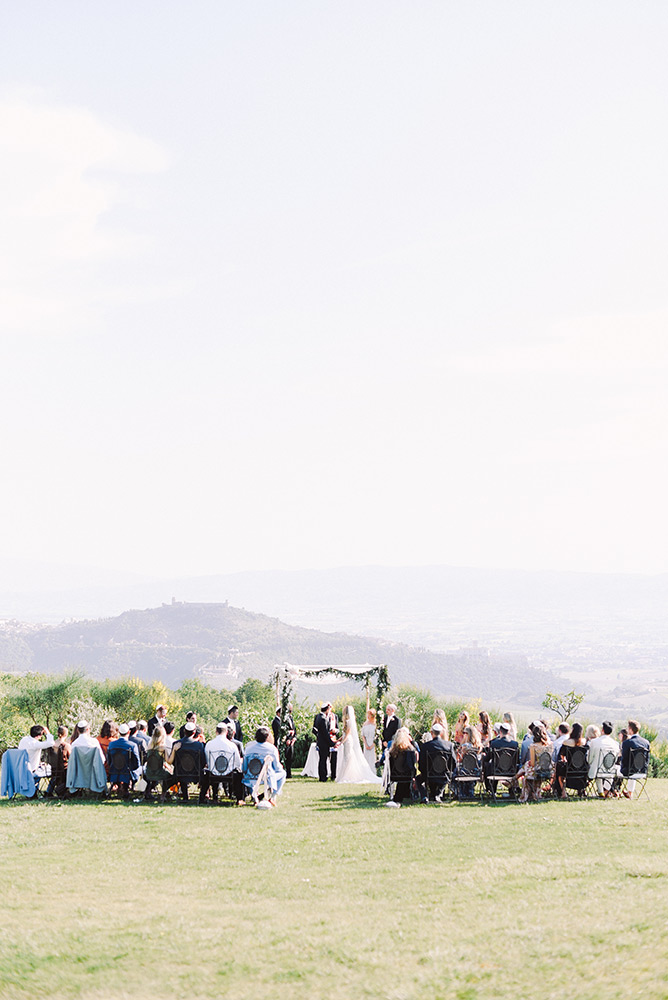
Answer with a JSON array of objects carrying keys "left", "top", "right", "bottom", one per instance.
[
  {"left": 432, "top": 709, "right": 448, "bottom": 736},
  {"left": 227, "top": 722, "right": 244, "bottom": 759},
  {"left": 202, "top": 722, "right": 244, "bottom": 804},
  {"left": 135, "top": 721, "right": 150, "bottom": 751},
  {"left": 554, "top": 722, "right": 585, "bottom": 798},
  {"left": 620, "top": 720, "right": 650, "bottom": 798},
  {"left": 163, "top": 721, "right": 176, "bottom": 753},
  {"left": 128, "top": 721, "right": 147, "bottom": 765},
  {"left": 503, "top": 712, "right": 518, "bottom": 741},
  {"left": 518, "top": 724, "right": 552, "bottom": 802},
  {"left": 179, "top": 712, "right": 197, "bottom": 739},
  {"left": 167, "top": 721, "right": 206, "bottom": 803},
  {"left": 361, "top": 709, "right": 377, "bottom": 769},
  {"left": 482, "top": 722, "right": 518, "bottom": 795},
  {"left": 587, "top": 721, "right": 620, "bottom": 796},
  {"left": 18, "top": 725, "right": 54, "bottom": 774},
  {"left": 143, "top": 725, "right": 174, "bottom": 802},
  {"left": 284, "top": 703, "right": 296, "bottom": 778},
  {"left": 147, "top": 705, "right": 168, "bottom": 736},
  {"left": 453, "top": 711, "right": 470, "bottom": 745},
  {"left": 224, "top": 706, "right": 243, "bottom": 744},
  {"left": 551, "top": 723, "right": 570, "bottom": 761},
  {"left": 585, "top": 724, "right": 600, "bottom": 743},
  {"left": 388, "top": 727, "right": 418, "bottom": 804},
  {"left": 108, "top": 723, "right": 141, "bottom": 800},
  {"left": 477, "top": 711, "right": 493, "bottom": 746},
  {"left": 271, "top": 707, "right": 282, "bottom": 746},
  {"left": 97, "top": 720, "right": 119, "bottom": 775},
  {"left": 382, "top": 704, "right": 401, "bottom": 749},
  {"left": 242, "top": 726, "right": 286, "bottom": 804},
  {"left": 419, "top": 723, "right": 455, "bottom": 801},
  {"left": 453, "top": 725, "right": 482, "bottom": 799},
  {"left": 45, "top": 725, "right": 70, "bottom": 797}
]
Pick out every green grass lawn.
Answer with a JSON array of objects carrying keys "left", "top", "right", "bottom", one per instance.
[{"left": 0, "top": 779, "right": 667, "bottom": 1000}]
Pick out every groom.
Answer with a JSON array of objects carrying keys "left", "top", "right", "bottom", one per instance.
[{"left": 312, "top": 702, "right": 338, "bottom": 782}]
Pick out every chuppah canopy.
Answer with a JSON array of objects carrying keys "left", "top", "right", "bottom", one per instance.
[{"left": 270, "top": 662, "right": 391, "bottom": 756}]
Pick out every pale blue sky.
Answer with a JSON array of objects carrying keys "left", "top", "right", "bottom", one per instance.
[{"left": 1, "top": 2, "right": 667, "bottom": 578}]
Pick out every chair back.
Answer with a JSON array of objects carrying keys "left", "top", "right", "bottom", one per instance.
[
  {"left": 208, "top": 748, "right": 235, "bottom": 777},
  {"left": 563, "top": 744, "right": 589, "bottom": 790},
  {"left": 533, "top": 748, "right": 553, "bottom": 781},
  {"left": 629, "top": 747, "right": 649, "bottom": 777},
  {"left": 490, "top": 746, "right": 519, "bottom": 778},
  {"left": 426, "top": 748, "right": 453, "bottom": 781},
  {"left": 174, "top": 746, "right": 204, "bottom": 782},
  {"left": 244, "top": 755, "right": 265, "bottom": 781},
  {"left": 108, "top": 747, "right": 135, "bottom": 782},
  {"left": 389, "top": 750, "right": 416, "bottom": 783},
  {"left": 599, "top": 749, "right": 618, "bottom": 774},
  {"left": 47, "top": 744, "right": 67, "bottom": 779},
  {"left": 457, "top": 749, "right": 481, "bottom": 778},
  {"left": 145, "top": 749, "right": 167, "bottom": 782}
]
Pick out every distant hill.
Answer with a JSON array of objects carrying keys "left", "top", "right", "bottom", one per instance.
[{"left": 0, "top": 601, "right": 561, "bottom": 705}]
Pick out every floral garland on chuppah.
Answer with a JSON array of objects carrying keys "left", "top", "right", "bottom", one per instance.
[{"left": 270, "top": 663, "right": 391, "bottom": 760}]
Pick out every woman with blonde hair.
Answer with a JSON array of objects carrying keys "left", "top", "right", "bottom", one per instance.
[
  {"left": 503, "top": 712, "right": 517, "bottom": 741},
  {"left": 388, "top": 727, "right": 418, "bottom": 804},
  {"left": 144, "top": 724, "right": 173, "bottom": 803},
  {"left": 361, "top": 708, "right": 377, "bottom": 770},
  {"left": 432, "top": 709, "right": 449, "bottom": 740},
  {"left": 518, "top": 724, "right": 553, "bottom": 802}
]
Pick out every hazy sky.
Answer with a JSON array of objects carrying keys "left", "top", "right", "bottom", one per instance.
[{"left": 1, "top": 2, "right": 667, "bottom": 580}]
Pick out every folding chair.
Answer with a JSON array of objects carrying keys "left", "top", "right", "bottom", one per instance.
[
  {"left": 453, "top": 750, "right": 482, "bottom": 800},
  {"left": 622, "top": 747, "right": 650, "bottom": 801},
  {"left": 423, "top": 747, "right": 455, "bottom": 801},
  {"left": 0, "top": 748, "right": 36, "bottom": 799},
  {"left": 388, "top": 750, "right": 419, "bottom": 803},
  {"left": 243, "top": 754, "right": 275, "bottom": 808},
  {"left": 561, "top": 745, "right": 590, "bottom": 799},
  {"left": 588, "top": 749, "right": 620, "bottom": 798},
  {"left": 205, "top": 747, "right": 240, "bottom": 803},
  {"left": 484, "top": 746, "right": 519, "bottom": 800},
  {"left": 173, "top": 746, "right": 205, "bottom": 801},
  {"left": 530, "top": 748, "right": 554, "bottom": 800}
]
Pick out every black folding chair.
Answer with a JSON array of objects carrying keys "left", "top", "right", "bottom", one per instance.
[
  {"left": 173, "top": 745, "right": 204, "bottom": 800},
  {"left": 423, "top": 747, "right": 455, "bottom": 801},
  {"left": 388, "top": 751, "right": 418, "bottom": 803},
  {"left": 484, "top": 746, "right": 519, "bottom": 800},
  {"left": 454, "top": 750, "right": 482, "bottom": 799},
  {"left": 621, "top": 747, "right": 650, "bottom": 801},
  {"left": 561, "top": 744, "right": 590, "bottom": 798}
]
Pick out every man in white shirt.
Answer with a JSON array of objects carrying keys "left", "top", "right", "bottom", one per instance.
[
  {"left": 587, "top": 721, "right": 620, "bottom": 796},
  {"left": 18, "top": 725, "right": 54, "bottom": 774},
  {"left": 202, "top": 722, "right": 243, "bottom": 803},
  {"left": 551, "top": 723, "right": 570, "bottom": 762}
]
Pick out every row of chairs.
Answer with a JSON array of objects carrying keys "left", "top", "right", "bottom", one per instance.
[
  {"left": 388, "top": 744, "right": 651, "bottom": 802},
  {"left": 1, "top": 744, "right": 276, "bottom": 807}
]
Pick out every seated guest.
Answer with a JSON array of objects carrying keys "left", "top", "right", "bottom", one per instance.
[
  {"left": 45, "top": 725, "right": 70, "bottom": 797},
  {"left": 587, "top": 721, "right": 620, "bottom": 796},
  {"left": 388, "top": 727, "right": 418, "bottom": 804},
  {"left": 18, "top": 725, "right": 54, "bottom": 775},
  {"left": 453, "top": 711, "right": 470, "bottom": 745},
  {"left": 97, "top": 720, "right": 118, "bottom": 774},
  {"left": 202, "top": 722, "right": 244, "bottom": 804},
  {"left": 503, "top": 712, "right": 518, "bottom": 741},
  {"left": 107, "top": 723, "right": 141, "bottom": 800},
  {"left": 551, "top": 723, "right": 570, "bottom": 761},
  {"left": 135, "top": 721, "right": 150, "bottom": 750},
  {"left": 453, "top": 725, "right": 482, "bottom": 799},
  {"left": 168, "top": 721, "right": 207, "bottom": 802},
  {"left": 242, "top": 725, "right": 286, "bottom": 804},
  {"left": 554, "top": 722, "right": 585, "bottom": 798},
  {"left": 227, "top": 722, "right": 244, "bottom": 758},
  {"left": 143, "top": 725, "right": 174, "bottom": 803},
  {"left": 419, "top": 723, "right": 456, "bottom": 801},
  {"left": 432, "top": 709, "right": 448, "bottom": 735},
  {"left": 620, "top": 720, "right": 650, "bottom": 798},
  {"left": 517, "top": 724, "right": 552, "bottom": 802},
  {"left": 585, "top": 724, "right": 600, "bottom": 743},
  {"left": 179, "top": 712, "right": 197, "bottom": 739},
  {"left": 163, "top": 720, "right": 176, "bottom": 753},
  {"left": 482, "top": 722, "right": 518, "bottom": 795},
  {"left": 520, "top": 722, "right": 540, "bottom": 766},
  {"left": 127, "top": 721, "right": 146, "bottom": 765},
  {"left": 477, "top": 711, "right": 493, "bottom": 747},
  {"left": 67, "top": 721, "right": 108, "bottom": 795}
]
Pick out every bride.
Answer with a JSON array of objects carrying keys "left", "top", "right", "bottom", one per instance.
[{"left": 336, "top": 705, "right": 382, "bottom": 784}]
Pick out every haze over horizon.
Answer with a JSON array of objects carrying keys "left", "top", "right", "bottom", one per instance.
[{"left": 2, "top": 2, "right": 667, "bottom": 582}]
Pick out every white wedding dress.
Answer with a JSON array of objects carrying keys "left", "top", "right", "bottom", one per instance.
[{"left": 336, "top": 707, "right": 382, "bottom": 784}]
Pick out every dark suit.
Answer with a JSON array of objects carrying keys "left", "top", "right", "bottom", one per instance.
[
  {"left": 383, "top": 714, "right": 401, "bottom": 745},
  {"left": 313, "top": 711, "right": 335, "bottom": 782},
  {"left": 147, "top": 715, "right": 168, "bottom": 737},
  {"left": 419, "top": 737, "right": 456, "bottom": 800},
  {"left": 271, "top": 714, "right": 281, "bottom": 746},
  {"left": 483, "top": 736, "right": 519, "bottom": 793},
  {"left": 621, "top": 733, "right": 650, "bottom": 776},
  {"left": 224, "top": 716, "right": 243, "bottom": 743},
  {"left": 284, "top": 712, "right": 296, "bottom": 778},
  {"left": 173, "top": 736, "right": 207, "bottom": 802}
]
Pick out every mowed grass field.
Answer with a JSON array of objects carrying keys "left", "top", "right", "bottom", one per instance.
[{"left": 1, "top": 779, "right": 667, "bottom": 1000}]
